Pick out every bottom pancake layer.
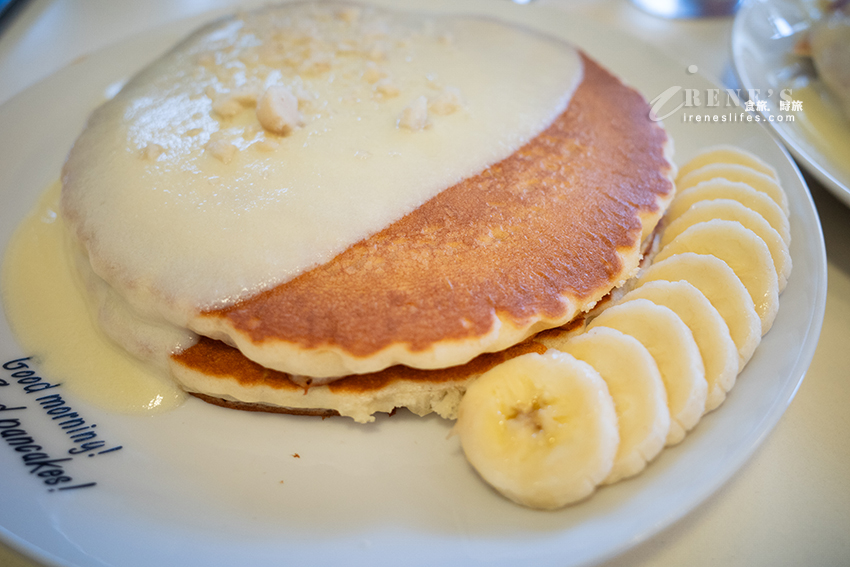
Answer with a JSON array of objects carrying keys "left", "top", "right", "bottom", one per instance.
[{"left": 171, "top": 335, "right": 561, "bottom": 422}]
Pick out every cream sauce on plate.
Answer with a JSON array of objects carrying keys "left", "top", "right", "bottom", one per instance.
[{"left": 2, "top": 183, "right": 185, "bottom": 414}]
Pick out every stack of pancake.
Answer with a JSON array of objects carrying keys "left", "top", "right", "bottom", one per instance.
[{"left": 60, "top": 2, "right": 676, "bottom": 422}]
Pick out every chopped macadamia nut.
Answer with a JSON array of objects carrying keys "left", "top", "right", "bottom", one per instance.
[
  {"left": 205, "top": 139, "right": 237, "bottom": 163},
  {"left": 429, "top": 86, "right": 464, "bottom": 116},
  {"left": 256, "top": 85, "right": 302, "bottom": 135},
  {"left": 398, "top": 96, "right": 429, "bottom": 130},
  {"left": 375, "top": 78, "right": 400, "bottom": 97},
  {"left": 212, "top": 97, "right": 242, "bottom": 118},
  {"left": 141, "top": 143, "right": 165, "bottom": 160}
]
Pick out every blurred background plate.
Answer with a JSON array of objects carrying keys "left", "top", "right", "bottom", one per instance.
[{"left": 732, "top": 0, "right": 850, "bottom": 207}]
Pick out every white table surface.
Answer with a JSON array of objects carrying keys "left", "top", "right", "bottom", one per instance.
[{"left": 1, "top": 1, "right": 848, "bottom": 565}]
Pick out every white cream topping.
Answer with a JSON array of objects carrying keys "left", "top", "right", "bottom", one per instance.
[{"left": 61, "top": 3, "right": 584, "bottom": 334}]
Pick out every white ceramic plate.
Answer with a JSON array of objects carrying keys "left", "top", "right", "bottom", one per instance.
[
  {"left": 0, "top": 2, "right": 827, "bottom": 566},
  {"left": 732, "top": 0, "right": 850, "bottom": 206}
]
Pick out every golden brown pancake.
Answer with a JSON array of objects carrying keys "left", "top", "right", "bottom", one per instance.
[
  {"left": 174, "top": 54, "right": 676, "bottom": 421},
  {"left": 173, "top": 336, "right": 550, "bottom": 422}
]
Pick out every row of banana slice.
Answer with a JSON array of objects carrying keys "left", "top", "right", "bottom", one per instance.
[{"left": 454, "top": 145, "right": 793, "bottom": 510}]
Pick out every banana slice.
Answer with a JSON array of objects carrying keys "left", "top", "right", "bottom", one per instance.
[
  {"left": 661, "top": 199, "right": 792, "bottom": 292},
  {"left": 666, "top": 179, "right": 790, "bottom": 246},
  {"left": 455, "top": 350, "right": 619, "bottom": 509},
  {"left": 559, "top": 327, "right": 669, "bottom": 484},
  {"left": 654, "top": 219, "right": 779, "bottom": 335},
  {"left": 587, "top": 298, "right": 706, "bottom": 446},
  {"left": 636, "top": 252, "right": 760, "bottom": 370},
  {"left": 622, "top": 281, "right": 738, "bottom": 413},
  {"left": 676, "top": 145, "right": 778, "bottom": 180},
  {"left": 677, "top": 163, "right": 789, "bottom": 216}
]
